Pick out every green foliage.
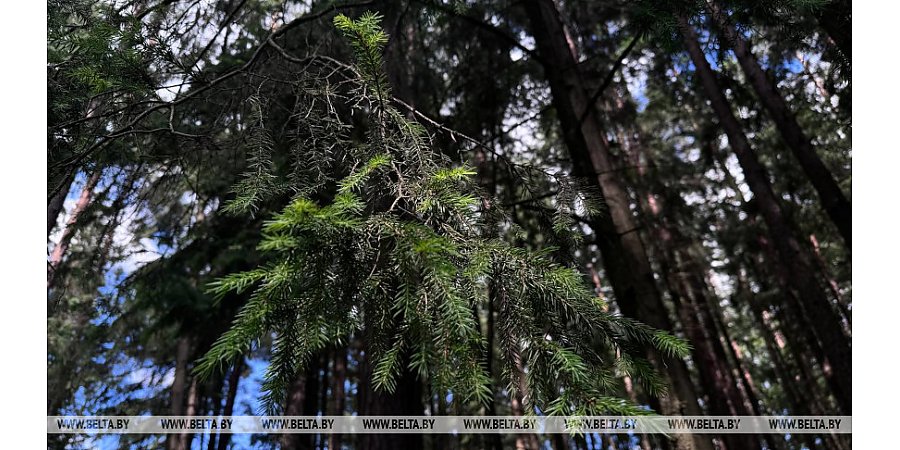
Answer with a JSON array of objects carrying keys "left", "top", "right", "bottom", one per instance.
[
  {"left": 334, "top": 12, "right": 391, "bottom": 97},
  {"left": 221, "top": 97, "right": 286, "bottom": 216},
  {"left": 196, "top": 11, "right": 689, "bottom": 416},
  {"left": 49, "top": 0, "right": 151, "bottom": 102}
]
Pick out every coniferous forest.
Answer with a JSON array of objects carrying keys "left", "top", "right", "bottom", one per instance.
[{"left": 46, "top": 0, "right": 852, "bottom": 449}]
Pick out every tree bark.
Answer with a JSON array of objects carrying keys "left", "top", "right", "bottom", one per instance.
[
  {"left": 621, "top": 123, "right": 759, "bottom": 450},
  {"left": 47, "top": 170, "right": 75, "bottom": 237},
  {"left": 215, "top": 358, "right": 243, "bottom": 450},
  {"left": 707, "top": 1, "right": 851, "bottom": 249},
  {"left": 48, "top": 170, "right": 102, "bottom": 290},
  {"left": 166, "top": 336, "right": 193, "bottom": 450},
  {"left": 178, "top": 377, "right": 200, "bottom": 450},
  {"left": 282, "top": 355, "right": 322, "bottom": 450},
  {"left": 678, "top": 16, "right": 851, "bottom": 413},
  {"left": 509, "top": 352, "right": 541, "bottom": 450},
  {"left": 359, "top": 345, "right": 424, "bottom": 450},
  {"left": 327, "top": 348, "right": 346, "bottom": 450},
  {"left": 522, "top": 3, "right": 715, "bottom": 450}
]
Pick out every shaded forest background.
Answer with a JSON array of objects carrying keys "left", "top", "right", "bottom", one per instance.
[{"left": 47, "top": 0, "right": 851, "bottom": 449}]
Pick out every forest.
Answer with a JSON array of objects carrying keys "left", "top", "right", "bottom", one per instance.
[{"left": 46, "top": 0, "right": 852, "bottom": 449}]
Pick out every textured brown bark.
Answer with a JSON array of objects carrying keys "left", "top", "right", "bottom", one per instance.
[
  {"left": 708, "top": 1, "right": 851, "bottom": 249},
  {"left": 523, "top": 3, "right": 714, "bottom": 449},
  {"left": 679, "top": 17, "right": 851, "bottom": 413},
  {"left": 48, "top": 171, "right": 102, "bottom": 290}
]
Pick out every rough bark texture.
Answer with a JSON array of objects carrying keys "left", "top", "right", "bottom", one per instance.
[
  {"left": 708, "top": 0, "right": 851, "bottom": 249},
  {"left": 679, "top": 16, "right": 851, "bottom": 413}
]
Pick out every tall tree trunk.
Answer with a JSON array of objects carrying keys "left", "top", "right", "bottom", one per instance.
[
  {"left": 678, "top": 16, "right": 851, "bottom": 413},
  {"left": 623, "top": 126, "right": 759, "bottom": 450},
  {"left": 47, "top": 170, "right": 76, "bottom": 236},
  {"left": 206, "top": 377, "right": 223, "bottom": 450},
  {"left": 484, "top": 273, "right": 504, "bottom": 450},
  {"left": 359, "top": 345, "right": 424, "bottom": 450},
  {"left": 809, "top": 233, "right": 851, "bottom": 326},
  {"left": 509, "top": 352, "right": 541, "bottom": 450},
  {"left": 178, "top": 377, "right": 200, "bottom": 450},
  {"left": 641, "top": 193, "right": 758, "bottom": 450},
  {"left": 707, "top": 1, "right": 851, "bottom": 249},
  {"left": 166, "top": 336, "right": 193, "bottom": 450},
  {"left": 327, "top": 348, "right": 346, "bottom": 450},
  {"left": 523, "top": 3, "right": 714, "bottom": 449},
  {"left": 48, "top": 170, "right": 102, "bottom": 290},
  {"left": 282, "top": 356, "right": 322, "bottom": 450},
  {"left": 216, "top": 358, "right": 243, "bottom": 450}
]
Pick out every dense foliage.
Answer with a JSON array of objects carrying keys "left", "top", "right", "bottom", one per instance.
[{"left": 47, "top": 1, "right": 850, "bottom": 449}]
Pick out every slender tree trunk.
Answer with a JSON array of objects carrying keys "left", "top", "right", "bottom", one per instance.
[
  {"left": 178, "top": 377, "right": 200, "bottom": 450},
  {"left": 327, "top": 348, "right": 346, "bottom": 450},
  {"left": 48, "top": 170, "right": 102, "bottom": 290},
  {"left": 206, "top": 377, "right": 223, "bottom": 450},
  {"left": 707, "top": 1, "right": 851, "bottom": 249},
  {"left": 622, "top": 126, "right": 758, "bottom": 450},
  {"left": 484, "top": 272, "right": 504, "bottom": 450},
  {"left": 509, "top": 352, "right": 541, "bottom": 450},
  {"left": 678, "top": 16, "right": 851, "bottom": 413},
  {"left": 641, "top": 193, "right": 758, "bottom": 450},
  {"left": 166, "top": 336, "right": 193, "bottom": 450},
  {"left": 523, "top": 3, "right": 714, "bottom": 449},
  {"left": 47, "top": 171, "right": 76, "bottom": 236},
  {"left": 809, "top": 233, "right": 851, "bottom": 326},
  {"left": 215, "top": 358, "right": 243, "bottom": 450}
]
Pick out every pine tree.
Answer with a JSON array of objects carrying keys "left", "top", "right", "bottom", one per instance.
[{"left": 195, "top": 12, "right": 690, "bottom": 416}]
